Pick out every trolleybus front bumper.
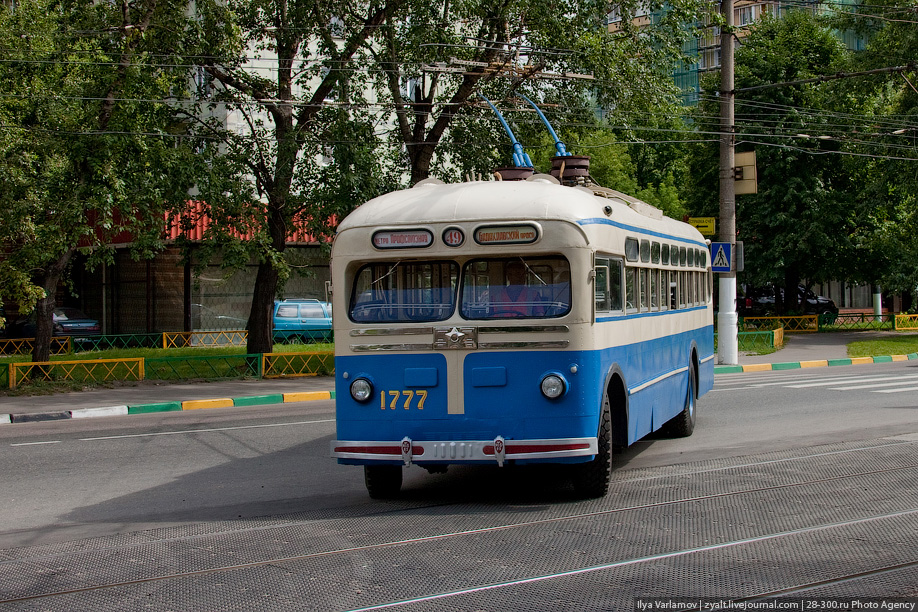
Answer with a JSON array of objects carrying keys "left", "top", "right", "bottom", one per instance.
[{"left": 331, "top": 436, "right": 598, "bottom": 467}]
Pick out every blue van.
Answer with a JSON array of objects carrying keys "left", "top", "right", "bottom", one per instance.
[{"left": 272, "top": 299, "right": 333, "bottom": 342}]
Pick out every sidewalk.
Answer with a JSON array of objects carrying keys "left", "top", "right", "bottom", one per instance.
[
  {"left": 717, "top": 331, "right": 918, "bottom": 373},
  {"left": 0, "top": 377, "right": 335, "bottom": 424}
]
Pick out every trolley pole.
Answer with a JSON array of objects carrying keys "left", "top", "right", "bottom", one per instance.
[{"left": 717, "top": 0, "right": 739, "bottom": 365}]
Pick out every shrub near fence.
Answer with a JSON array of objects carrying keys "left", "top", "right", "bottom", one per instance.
[{"left": 715, "top": 327, "right": 784, "bottom": 353}]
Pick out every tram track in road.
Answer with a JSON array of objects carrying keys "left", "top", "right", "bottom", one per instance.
[
  {"left": 6, "top": 506, "right": 916, "bottom": 608},
  {"left": 2, "top": 437, "right": 918, "bottom": 608}
]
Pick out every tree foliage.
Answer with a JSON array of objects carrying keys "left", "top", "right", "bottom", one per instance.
[
  {"left": 184, "top": 0, "right": 711, "bottom": 352},
  {"left": 0, "top": 0, "right": 202, "bottom": 359},
  {"left": 829, "top": 0, "right": 918, "bottom": 301},
  {"left": 370, "top": 0, "right": 709, "bottom": 185},
  {"left": 685, "top": 11, "right": 859, "bottom": 312},
  {"left": 186, "top": 0, "right": 402, "bottom": 353}
]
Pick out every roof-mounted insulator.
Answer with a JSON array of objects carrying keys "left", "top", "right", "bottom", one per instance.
[
  {"left": 550, "top": 155, "right": 592, "bottom": 186},
  {"left": 493, "top": 167, "right": 535, "bottom": 181}
]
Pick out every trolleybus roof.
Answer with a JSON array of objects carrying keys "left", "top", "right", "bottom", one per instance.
[{"left": 337, "top": 177, "right": 702, "bottom": 246}]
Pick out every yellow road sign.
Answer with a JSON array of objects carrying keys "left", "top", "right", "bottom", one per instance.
[{"left": 689, "top": 217, "right": 716, "bottom": 235}]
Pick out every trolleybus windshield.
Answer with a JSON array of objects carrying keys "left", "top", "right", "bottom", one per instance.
[
  {"left": 461, "top": 256, "right": 571, "bottom": 320},
  {"left": 348, "top": 256, "right": 572, "bottom": 323},
  {"left": 349, "top": 261, "right": 458, "bottom": 323}
]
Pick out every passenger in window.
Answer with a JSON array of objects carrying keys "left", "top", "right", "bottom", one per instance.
[{"left": 492, "top": 262, "right": 545, "bottom": 317}]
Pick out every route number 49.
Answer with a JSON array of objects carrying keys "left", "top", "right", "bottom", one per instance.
[{"left": 380, "top": 390, "right": 428, "bottom": 410}]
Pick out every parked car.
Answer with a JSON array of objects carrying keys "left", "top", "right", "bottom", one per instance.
[
  {"left": 739, "top": 285, "right": 837, "bottom": 316},
  {"left": 4, "top": 307, "right": 102, "bottom": 341},
  {"left": 273, "top": 299, "right": 333, "bottom": 342}
]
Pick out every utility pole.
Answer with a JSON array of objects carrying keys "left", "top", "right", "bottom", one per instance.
[{"left": 718, "top": 0, "right": 739, "bottom": 365}]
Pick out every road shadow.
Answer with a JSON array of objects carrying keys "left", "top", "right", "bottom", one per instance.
[{"left": 0, "top": 430, "right": 656, "bottom": 550}]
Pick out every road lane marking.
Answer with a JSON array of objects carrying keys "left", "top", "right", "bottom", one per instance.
[
  {"left": 10, "top": 441, "right": 61, "bottom": 446},
  {"left": 787, "top": 374, "right": 918, "bottom": 388},
  {"left": 78, "top": 418, "right": 334, "bottom": 441}
]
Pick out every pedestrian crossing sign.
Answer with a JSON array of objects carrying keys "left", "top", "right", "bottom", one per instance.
[{"left": 710, "top": 242, "right": 732, "bottom": 272}]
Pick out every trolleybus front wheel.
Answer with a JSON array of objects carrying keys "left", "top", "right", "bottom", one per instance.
[
  {"left": 572, "top": 397, "right": 612, "bottom": 498},
  {"left": 364, "top": 465, "right": 403, "bottom": 499}
]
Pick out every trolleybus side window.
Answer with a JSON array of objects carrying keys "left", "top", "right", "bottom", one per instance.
[
  {"left": 460, "top": 257, "right": 571, "bottom": 320},
  {"left": 594, "top": 257, "right": 623, "bottom": 314},
  {"left": 638, "top": 268, "right": 650, "bottom": 312},
  {"left": 625, "top": 238, "right": 639, "bottom": 262},
  {"left": 350, "top": 261, "right": 458, "bottom": 323},
  {"left": 640, "top": 240, "right": 651, "bottom": 263},
  {"left": 625, "top": 267, "right": 637, "bottom": 312}
]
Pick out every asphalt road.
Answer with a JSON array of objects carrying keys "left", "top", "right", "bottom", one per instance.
[
  {"left": 2, "top": 360, "right": 917, "bottom": 551},
  {"left": 1, "top": 361, "right": 917, "bottom": 610}
]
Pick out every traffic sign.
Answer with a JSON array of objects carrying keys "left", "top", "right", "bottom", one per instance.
[
  {"left": 710, "top": 242, "right": 732, "bottom": 272},
  {"left": 689, "top": 217, "right": 716, "bottom": 236}
]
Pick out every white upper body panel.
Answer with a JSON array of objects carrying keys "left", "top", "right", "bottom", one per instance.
[{"left": 336, "top": 178, "right": 705, "bottom": 251}]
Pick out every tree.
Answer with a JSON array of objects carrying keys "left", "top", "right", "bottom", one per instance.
[
  {"left": 0, "top": 0, "right": 202, "bottom": 360},
  {"left": 370, "top": 0, "right": 709, "bottom": 185},
  {"left": 684, "top": 11, "right": 858, "bottom": 312},
  {"left": 186, "top": 0, "right": 403, "bottom": 354},
  {"left": 185, "top": 0, "right": 708, "bottom": 353},
  {"left": 829, "top": 0, "right": 918, "bottom": 305}
]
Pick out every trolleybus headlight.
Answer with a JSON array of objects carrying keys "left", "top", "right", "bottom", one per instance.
[
  {"left": 350, "top": 378, "right": 374, "bottom": 402},
  {"left": 540, "top": 374, "right": 567, "bottom": 399}
]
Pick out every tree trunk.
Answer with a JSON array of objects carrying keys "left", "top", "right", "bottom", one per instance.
[
  {"left": 31, "top": 249, "right": 72, "bottom": 363},
  {"left": 246, "top": 202, "right": 288, "bottom": 355},
  {"left": 246, "top": 258, "right": 280, "bottom": 354},
  {"left": 782, "top": 267, "right": 800, "bottom": 314}
]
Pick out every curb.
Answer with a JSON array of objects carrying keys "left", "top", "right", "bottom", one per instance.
[
  {"left": 713, "top": 352, "right": 918, "bottom": 374},
  {"left": 1, "top": 391, "right": 335, "bottom": 425}
]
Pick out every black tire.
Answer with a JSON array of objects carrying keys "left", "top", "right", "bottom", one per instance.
[
  {"left": 572, "top": 395, "right": 612, "bottom": 498},
  {"left": 364, "top": 465, "right": 403, "bottom": 499},
  {"left": 664, "top": 365, "right": 696, "bottom": 437}
]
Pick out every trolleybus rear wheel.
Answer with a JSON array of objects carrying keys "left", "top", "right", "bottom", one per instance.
[
  {"left": 364, "top": 465, "right": 403, "bottom": 499},
  {"left": 572, "top": 396, "right": 612, "bottom": 498},
  {"left": 663, "top": 365, "right": 696, "bottom": 437}
]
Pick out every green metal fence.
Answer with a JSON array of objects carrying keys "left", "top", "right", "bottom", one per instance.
[
  {"left": 145, "top": 354, "right": 262, "bottom": 380},
  {"left": 263, "top": 351, "right": 335, "bottom": 377},
  {"left": 79, "top": 333, "right": 164, "bottom": 350},
  {"left": 817, "top": 312, "right": 894, "bottom": 331},
  {"left": 741, "top": 315, "right": 818, "bottom": 332}
]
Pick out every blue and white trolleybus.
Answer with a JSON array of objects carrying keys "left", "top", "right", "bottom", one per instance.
[{"left": 331, "top": 169, "right": 714, "bottom": 498}]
